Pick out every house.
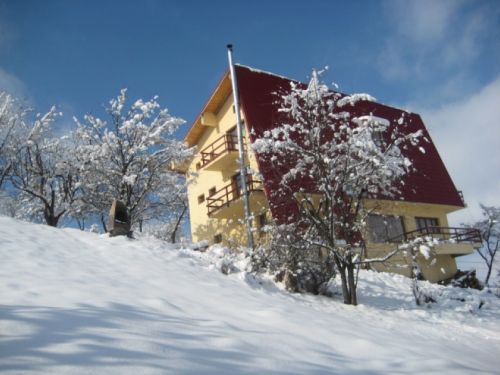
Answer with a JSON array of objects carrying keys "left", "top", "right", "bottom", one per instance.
[{"left": 183, "top": 65, "right": 481, "bottom": 283}]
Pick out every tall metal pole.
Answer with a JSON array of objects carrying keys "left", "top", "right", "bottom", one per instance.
[{"left": 226, "top": 44, "right": 254, "bottom": 250}]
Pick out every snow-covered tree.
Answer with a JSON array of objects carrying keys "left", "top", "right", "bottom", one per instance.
[
  {"left": 472, "top": 205, "right": 500, "bottom": 286},
  {"left": 252, "top": 70, "right": 423, "bottom": 305},
  {"left": 74, "top": 89, "right": 193, "bottom": 229},
  {"left": 9, "top": 106, "right": 81, "bottom": 227},
  {"left": 0, "top": 92, "right": 25, "bottom": 188},
  {"left": 146, "top": 173, "right": 189, "bottom": 243}
]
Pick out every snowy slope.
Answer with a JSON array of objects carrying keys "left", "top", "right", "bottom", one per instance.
[{"left": 1, "top": 217, "right": 499, "bottom": 374}]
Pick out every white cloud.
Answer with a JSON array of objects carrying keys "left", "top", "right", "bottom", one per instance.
[
  {"left": 379, "top": 0, "right": 497, "bottom": 88},
  {"left": 0, "top": 67, "right": 28, "bottom": 98},
  {"left": 387, "top": 0, "right": 463, "bottom": 44},
  {"left": 416, "top": 75, "right": 500, "bottom": 224}
]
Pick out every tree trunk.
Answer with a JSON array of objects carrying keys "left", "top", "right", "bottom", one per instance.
[
  {"left": 171, "top": 205, "right": 187, "bottom": 244},
  {"left": 76, "top": 217, "right": 85, "bottom": 231},
  {"left": 347, "top": 265, "right": 357, "bottom": 305},
  {"left": 334, "top": 253, "right": 357, "bottom": 305},
  {"left": 484, "top": 260, "right": 493, "bottom": 286},
  {"left": 44, "top": 213, "right": 59, "bottom": 227},
  {"left": 338, "top": 267, "right": 350, "bottom": 304},
  {"left": 101, "top": 213, "right": 108, "bottom": 233}
]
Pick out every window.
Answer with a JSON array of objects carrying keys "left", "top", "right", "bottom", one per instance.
[
  {"left": 416, "top": 217, "right": 439, "bottom": 233},
  {"left": 227, "top": 125, "right": 244, "bottom": 150},
  {"left": 195, "top": 162, "right": 201, "bottom": 171},
  {"left": 227, "top": 126, "right": 238, "bottom": 149},
  {"left": 231, "top": 173, "right": 242, "bottom": 198},
  {"left": 353, "top": 115, "right": 389, "bottom": 147},
  {"left": 258, "top": 213, "right": 267, "bottom": 228},
  {"left": 372, "top": 131, "right": 384, "bottom": 146},
  {"left": 197, "top": 194, "right": 205, "bottom": 204},
  {"left": 214, "top": 234, "right": 222, "bottom": 244},
  {"left": 208, "top": 187, "right": 216, "bottom": 197},
  {"left": 367, "top": 214, "right": 405, "bottom": 243}
]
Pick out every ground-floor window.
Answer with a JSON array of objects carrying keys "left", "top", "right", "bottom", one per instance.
[
  {"left": 214, "top": 233, "right": 222, "bottom": 244},
  {"left": 367, "top": 214, "right": 405, "bottom": 243}
]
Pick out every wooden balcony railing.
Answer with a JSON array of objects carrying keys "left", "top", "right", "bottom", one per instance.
[
  {"left": 388, "top": 226, "right": 482, "bottom": 244},
  {"left": 200, "top": 133, "right": 241, "bottom": 168},
  {"left": 207, "top": 175, "right": 263, "bottom": 216}
]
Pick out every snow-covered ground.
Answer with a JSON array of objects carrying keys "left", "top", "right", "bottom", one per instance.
[{"left": 1, "top": 217, "right": 499, "bottom": 374}]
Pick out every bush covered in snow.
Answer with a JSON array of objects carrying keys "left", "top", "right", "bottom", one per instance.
[{"left": 248, "top": 224, "right": 336, "bottom": 294}]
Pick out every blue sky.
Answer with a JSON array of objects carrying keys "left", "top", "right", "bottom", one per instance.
[{"left": 1, "top": 0, "right": 499, "bottom": 225}]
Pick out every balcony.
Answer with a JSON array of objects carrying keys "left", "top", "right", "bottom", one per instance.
[
  {"left": 206, "top": 176, "right": 265, "bottom": 218},
  {"left": 199, "top": 133, "right": 243, "bottom": 171},
  {"left": 389, "top": 227, "right": 482, "bottom": 256}
]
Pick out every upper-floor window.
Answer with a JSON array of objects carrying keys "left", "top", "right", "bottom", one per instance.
[
  {"left": 227, "top": 126, "right": 238, "bottom": 150},
  {"left": 258, "top": 213, "right": 267, "bottom": 228},
  {"left": 231, "top": 173, "right": 243, "bottom": 198},
  {"left": 208, "top": 187, "right": 216, "bottom": 197},
  {"left": 353, "top": 115, "right": 389, "bottom": 147},
  {"left": 367, "top": 214, "right": 405, "bottom": 243},
  {"left": 372, "top": 131, "right": 384, "bottom": 146},
  {"left": 197, "top": 194, "right": 205, "bottom": 204},
  {"left": 227, "top": 124, "right": 245, "bottom": 150}
]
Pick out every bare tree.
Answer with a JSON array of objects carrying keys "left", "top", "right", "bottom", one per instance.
[
  {"left": 252, "top": 70, "right": 423, "bottom": 305},
  {"left": 136, "top": 172, "right": 189, "bottom": 243},
  {"left": 472, "top": 204, "right": 500, "bottom": 286}
]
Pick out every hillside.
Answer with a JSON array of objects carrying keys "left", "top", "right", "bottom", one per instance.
[{"left": 1, "top": 216, "right": 499, "bottom": 374}]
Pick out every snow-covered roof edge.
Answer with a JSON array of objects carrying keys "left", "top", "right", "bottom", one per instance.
[{"left": 235, "top": 64, "right": 296, "bottom": 83}]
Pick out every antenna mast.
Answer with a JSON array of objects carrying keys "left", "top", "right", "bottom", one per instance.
[{"left": 226, "top": 44, "right": 254, "bottom": 250}]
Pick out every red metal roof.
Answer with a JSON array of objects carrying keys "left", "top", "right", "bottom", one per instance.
[{"left": 233, "top": 65, "right": 464, "bottom": 222}]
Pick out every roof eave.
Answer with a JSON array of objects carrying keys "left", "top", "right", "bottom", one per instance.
[{"left": 184, "top": 69, "right": 232, "bottom": 147}]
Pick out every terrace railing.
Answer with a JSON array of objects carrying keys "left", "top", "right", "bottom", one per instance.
[
  {"left": 200, "top": 133, "right": 241, "bottom": 168},
  {"left": 388, "top": 226, "right": 482, "bottom": 244},
  {"left": 207, "top": 176, "right": 263, "bottom": 216}
]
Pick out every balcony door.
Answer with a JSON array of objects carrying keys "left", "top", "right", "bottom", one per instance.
[
  {"left": 231, "top": 173, "right": 242, "bottom": 200},
  {"left": 226, "top": 127, "right": 238, "bottom": 151},
  {"left": 227, "top": 124, "right": 245, "bottom": 151}
]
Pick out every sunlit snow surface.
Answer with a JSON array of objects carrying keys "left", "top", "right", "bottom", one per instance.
[{"left": 1, "top": 216, "right": 499, "bottom": 374}]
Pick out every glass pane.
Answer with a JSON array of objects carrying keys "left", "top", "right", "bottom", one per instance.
[
  {"left": 367, "top": 215, "right": 404, "bottom": 243},
  {"left": 416, "top": 217, "right": 439, "bottom": 233}
]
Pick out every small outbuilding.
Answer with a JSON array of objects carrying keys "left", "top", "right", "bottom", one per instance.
[{"left": 108, "top": 200, "right": 131, "bottom": 237}]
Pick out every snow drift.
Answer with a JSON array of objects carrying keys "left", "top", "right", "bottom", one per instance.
[{"left": 0, "top": 216, "right": 499, "bottom": 374}]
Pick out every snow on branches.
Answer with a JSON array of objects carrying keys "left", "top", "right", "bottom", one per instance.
[
  {"left": 6, "top": 102, "right": 79, "bottom": 227},
  {"left": 471, "top": 204, "right": 500, "bottom": 286},
  {"left": 0, "top": 92, "right": 26, "bottom": 188},
  {"left": 252, "top": 70, "right": 424, "bottom": 305},
  {"left": 74, "top": 89, "right": 193, "bottom": 227}
]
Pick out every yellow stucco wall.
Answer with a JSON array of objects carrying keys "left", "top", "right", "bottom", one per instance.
[
  {"left": 363, "top": 199, "right": 470, "bottom": 282},
  {"left": 186, "top": 93, "right": 269, "bottom": 248},
  {"left": 186, "top": 93, "right": 469, "bottom": 282}
]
